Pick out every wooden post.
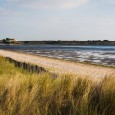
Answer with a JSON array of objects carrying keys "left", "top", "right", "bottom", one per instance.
[{"left": 5, "top": 57, "right": 47, "bottom": 74}]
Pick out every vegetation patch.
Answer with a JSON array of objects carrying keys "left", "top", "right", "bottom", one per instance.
[{"left": 0, "top": 56, "right": 115, "bottom": 115}]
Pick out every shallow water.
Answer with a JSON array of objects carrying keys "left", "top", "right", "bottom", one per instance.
[{"left": 0, "top": 45, "right": 115, "bottom": 66}]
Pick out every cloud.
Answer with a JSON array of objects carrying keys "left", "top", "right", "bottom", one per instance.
[
  {"left": 7, "top": 0, "right": 89, "bottom": 9},
  {"left": 101, "top": 0, "right": 115, "bottom": 4},
  {"left": 0, "top": 7, "right": 11, "bottom": 15}
]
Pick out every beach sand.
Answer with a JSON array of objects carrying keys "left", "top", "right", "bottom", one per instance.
[{"left": 0, "top": 50, "right": 115, "bottom": 79}]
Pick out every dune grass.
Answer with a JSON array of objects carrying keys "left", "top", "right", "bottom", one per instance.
[{"left": 0, "top": 56, "right": 115, "bottom": 115}]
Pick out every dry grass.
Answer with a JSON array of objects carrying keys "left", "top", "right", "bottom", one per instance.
[{"left": 0, "top": 56, "right": 115, "bottom": 115}]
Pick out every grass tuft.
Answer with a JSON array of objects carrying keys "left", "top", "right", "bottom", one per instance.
[{"left": 0, "top": 56, "right": 115, "bottom": 115}]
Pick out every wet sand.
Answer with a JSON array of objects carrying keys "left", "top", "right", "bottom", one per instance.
[{"left": 0, "top": 50, "right": 115, "bottom": 79}]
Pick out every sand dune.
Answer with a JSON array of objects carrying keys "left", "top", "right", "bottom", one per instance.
[{"left": 0, "top": 50, "right": 115, "bottom": 78}]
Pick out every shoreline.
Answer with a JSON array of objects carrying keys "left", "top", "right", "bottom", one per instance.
[
  {"left": 0, "top": 45, "right": 115, "bottom": 66},
  {"left": 3, "top": 49, "right": 115, "bottom": 69},
  {"left": 0, "top": 49, "right": 115, "bottom": 78}
]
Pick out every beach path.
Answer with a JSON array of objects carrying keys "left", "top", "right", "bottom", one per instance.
[{"left": 0, "top": 50, "right": 115, "bottom": 78}]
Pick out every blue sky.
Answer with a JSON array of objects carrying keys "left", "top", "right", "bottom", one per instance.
[{"left": 0, "top": 0, "right": 115, "bottom": 41}]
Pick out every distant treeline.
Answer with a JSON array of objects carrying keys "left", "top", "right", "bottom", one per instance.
[
  {"left": 19, "top": 40, "right": 115, "bottom": 45},
  {"left": 1, "top": 39, "right": 115, "bottom": 45}
]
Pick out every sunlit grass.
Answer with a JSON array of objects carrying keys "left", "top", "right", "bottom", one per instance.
[{"left": 0, "top": 56, "right": 115, "bottom": 115}]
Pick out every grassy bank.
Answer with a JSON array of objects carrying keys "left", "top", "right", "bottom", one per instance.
[{"left": 0, "top": 56, "right": 115, "bottom": 115}]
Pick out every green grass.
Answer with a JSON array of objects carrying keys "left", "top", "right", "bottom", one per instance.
[{"left": 0, "top": 56, "right": 115, "bottom": 115}]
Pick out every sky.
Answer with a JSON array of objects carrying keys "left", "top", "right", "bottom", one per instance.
[{"left": 0, "top": 0, "right": 115, "bottom": 41}]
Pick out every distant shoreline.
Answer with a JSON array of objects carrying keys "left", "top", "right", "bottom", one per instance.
[
  {"left": 1, "top": 40, "right": 115, "bottom": 45},
  {"left": 19, "top": 40, "right": 115, "bottom": 45}
]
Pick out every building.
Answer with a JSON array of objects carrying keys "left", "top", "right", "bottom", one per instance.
[
  {"left": 2, "top": 38, "right": 16, "bottom": 44},
  {"left": 6, "top": 38, "right": 16, "bottom": 42}
]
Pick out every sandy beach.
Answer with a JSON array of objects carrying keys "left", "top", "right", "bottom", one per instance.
[{"left": 0, "top": 49, "right": 115, "bottom": 78}]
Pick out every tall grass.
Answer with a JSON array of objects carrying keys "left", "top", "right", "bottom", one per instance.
[{"left": 0, "top": 56, "right": 115, "bottom": 115}]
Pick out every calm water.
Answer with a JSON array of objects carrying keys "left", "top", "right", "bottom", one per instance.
[{"left": 0, "top": 45, "right": 115, "bottom": 66}]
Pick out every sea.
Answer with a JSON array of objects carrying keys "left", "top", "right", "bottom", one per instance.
[{"left": 0, "top": 45, "right": 115, "bottom": 66}]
